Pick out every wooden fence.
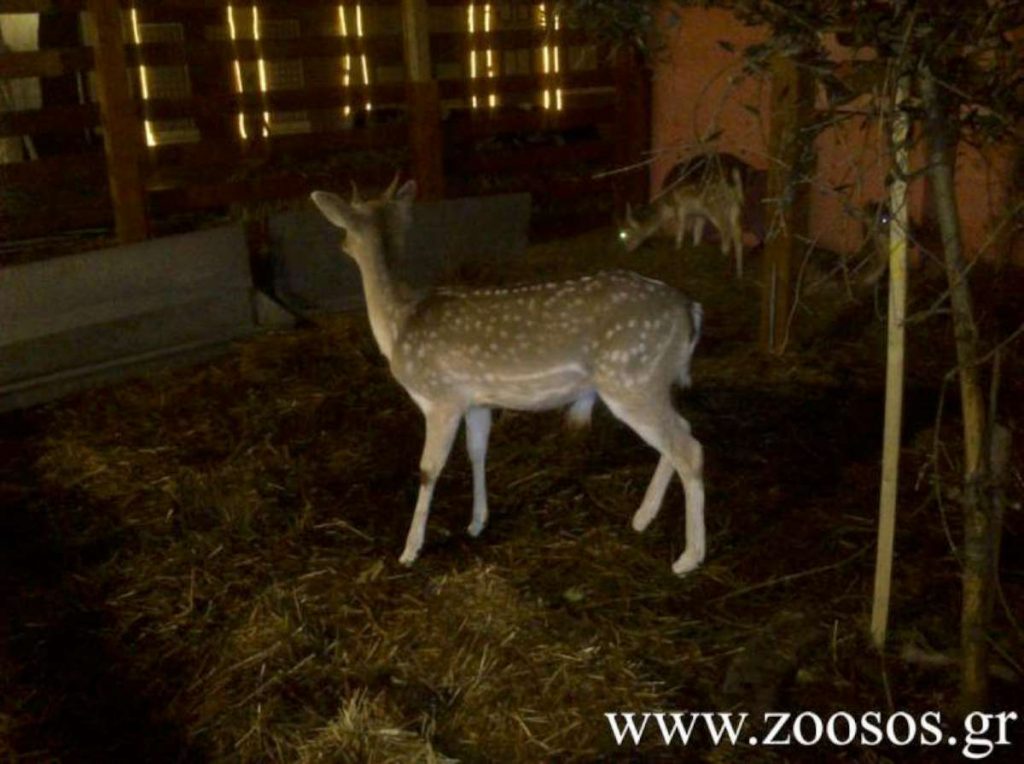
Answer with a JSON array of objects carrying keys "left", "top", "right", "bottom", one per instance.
[{"left": 0, "top": 0, "right": 649, "bottom": 254}]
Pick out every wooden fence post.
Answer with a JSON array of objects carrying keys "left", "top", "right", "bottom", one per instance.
[
  {"left": 87, "top": 0, "right": 148, "bottom": 242},
  {"left": 760, "top": 54, "right": 813, "bottom": 352},
  {"left": 614, "top": 46, "right": 650, "bottom": 209},
  {"left": 401, "top": 0, "right": 443, "bottom": 200}
]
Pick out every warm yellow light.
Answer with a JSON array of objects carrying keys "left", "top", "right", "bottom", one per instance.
[
  {"left": 468, "top": 3, "right": 479, "bottom": 109},
  {"left": 227, "top": 6, "right": 247, "bottom": 139},
  {"left": 339, "top": 4, "right": 370, "bottom": 114},
  {"left": 253, "top": 5, "right": 270, "bottom": 136},
  {"left": 538, "top": 5, "right": 561, "bottom": 111},
  {"left": 129, "top": 7, "right": 157, "bottom": 146}
]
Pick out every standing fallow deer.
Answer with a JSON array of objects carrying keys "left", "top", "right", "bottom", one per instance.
[
  {"left": 620, "top": 167, "right": 746, "bottom": 277},
  {"left": 311, "top": 177, "right": 707, "bottom": 575}
]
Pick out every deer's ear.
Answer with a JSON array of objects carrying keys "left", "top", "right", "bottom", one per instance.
[
  {"left": 625, "top": 202, "right": 637, "bottom": 226},
  {"left": 311, "top": 191, "right": 355, "bottom": 230},
  {"left": 394, "top": 179, "right": 417, "bottom": 203}
]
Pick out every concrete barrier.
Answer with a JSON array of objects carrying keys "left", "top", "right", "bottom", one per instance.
[
  {"left": 269, "top": 192, "right": 532, "bottom": 312},
  {"left": 0, "top": 225, "right": 283, "bottom": 411}
]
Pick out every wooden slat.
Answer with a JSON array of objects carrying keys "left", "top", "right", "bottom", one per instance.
[
  {"left": 0, "top": 104, "right": 100, "bottom": 137},
  {"left": 438, "top": 70, "right": 613, "bottom": 99},
  {"left": 120, "top": 0, "right": 399, "bottom": 8},
  {"left": 430, "top": 28, "right": 591, "bottom": 63},
  {"left": 144, "top": 123, "right": 407, "bottom": 178},
  {"left": 130, "top": 35, "right": 405, "bottom": 68},
  {"left": 0, "top": 48, "right": 93, "bottom": 79},
  {"left": 139, "top": 83, "right": 407, "bottom": 120}
]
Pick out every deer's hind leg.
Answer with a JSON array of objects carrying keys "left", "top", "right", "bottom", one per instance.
[
  {"left": 599, "top": 392, "right": 705, "bottom": 576},
  {"left": 465, "top": 407, "right": 492, "bottom": 537}
]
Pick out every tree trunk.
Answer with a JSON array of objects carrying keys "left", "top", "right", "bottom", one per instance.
[{"left": 919, "top": 67, "right": 995, "bottom": 713}]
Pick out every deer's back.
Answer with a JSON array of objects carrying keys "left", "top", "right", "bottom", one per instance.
[{"left": 389, "top": 271, "right": 696, "bottom": 407}]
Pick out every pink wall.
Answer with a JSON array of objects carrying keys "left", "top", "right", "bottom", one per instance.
[{"left": 651, "top": 6, "right": 1022, "bottom": 264}]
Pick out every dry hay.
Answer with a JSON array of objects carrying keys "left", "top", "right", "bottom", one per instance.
[
  {"left": 10, "top": 233, "right": 1023, "bottom": 762},
  {"left": 30, "top": 317, "right": 727, "bottom": 761}
]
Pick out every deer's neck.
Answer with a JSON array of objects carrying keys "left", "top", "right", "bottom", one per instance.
[{"left": 354, "top": 244, "right": 409, "bottom": 361}]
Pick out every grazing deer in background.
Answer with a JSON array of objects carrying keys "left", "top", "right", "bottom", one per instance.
[
  {"left": 620, "top": 165, "right": 746, "bottom": 277},
  {"left": 311, "top": 177, "right": 707, "bottom": 576}
]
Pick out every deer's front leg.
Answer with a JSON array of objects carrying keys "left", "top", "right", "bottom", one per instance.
[
  {"left": 464, "top": 407, "right": 492, "bottom": 537},
  {"left": 692, "top": 216, "right": 707, "bottom": 246},
  {"left": 400, "top": 403, "right": 462, "bottom": 566},
  {"left": 674, "top": 209, "right": 689, "bottom": 250}
]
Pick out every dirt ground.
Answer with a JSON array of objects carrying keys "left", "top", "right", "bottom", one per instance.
[{"left": 1, "top": 227, "right": 1021, "bottom": 762}]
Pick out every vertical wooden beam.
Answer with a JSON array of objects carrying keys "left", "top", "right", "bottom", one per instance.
[
  {"left": 401, "top": 0, "right": 444, "bottom": 199},
  {"left": 86, "top": 0, "right": 148, "bottom": 242},
  {"left": 181, "top": 15, "right": 236, "bottom": 149},
  {"left": 760, "top": 54, "right": 813, "bottom": 352},
  {"left": 614, "top": 46, "right": 650, "bottom": 210}
]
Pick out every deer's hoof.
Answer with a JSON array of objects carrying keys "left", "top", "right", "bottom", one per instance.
[
  {"left": 631, "top": 509, "right": 655, "bottom": 533},
  {"left": 467, "top": 520, "right": 486, "bottom": 538},
  {"left": 672, "top": 550, "right": 703, "bottom": 576}
]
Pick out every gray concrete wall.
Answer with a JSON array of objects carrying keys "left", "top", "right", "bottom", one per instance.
[
  {"left": 270, "top": 192, "right": 531, "bottom": 312},
  {"left": 0, "top": 225, "right": 266, "bottom": 411}
]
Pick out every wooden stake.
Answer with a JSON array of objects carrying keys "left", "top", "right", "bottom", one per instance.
[
  {"left": 871, "top": 73, "right": 912, "bottom": 650},
  {"left": 86, "top": 0, "right": 148, "bottom": 242}
]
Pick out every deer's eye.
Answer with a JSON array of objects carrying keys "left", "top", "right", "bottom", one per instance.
[{"left": 619, "top": 230, "right": 628, "bottom": 241}]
